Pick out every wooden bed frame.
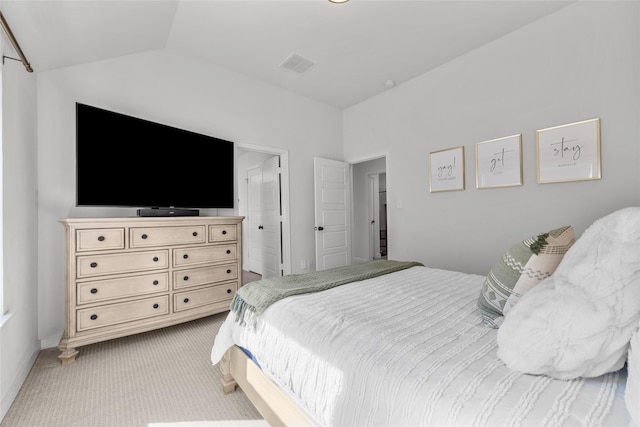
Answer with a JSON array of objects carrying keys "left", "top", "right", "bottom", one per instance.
[{"left": 220, "top": 345, "right": 314, "bottom": 426}]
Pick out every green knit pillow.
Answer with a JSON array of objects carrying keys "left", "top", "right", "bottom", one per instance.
[{"left": 478, "top": 225, "right": 575, "bottom": 328}]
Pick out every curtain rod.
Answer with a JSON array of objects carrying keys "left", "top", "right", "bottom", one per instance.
[{"left": 0, "top": 11, "right": 33, "bottom": 73}]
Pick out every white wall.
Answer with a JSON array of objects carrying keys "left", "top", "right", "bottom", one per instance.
[
  {"left": 0, "top": 60, "right": 39, "bottom": 419},
  {"left": 36, "top": 49, "right": 343, "bottom": 347},
  {"left": 344, "top": 1, "right": 640, "bottom": 274}
]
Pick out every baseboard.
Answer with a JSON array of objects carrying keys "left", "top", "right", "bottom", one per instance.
[
  {"left": 1, "top": 346, "right": 39, "bottom": 422},
  {"left": 0, "top": 312, "right": 14, "bottom": 329},
  {"left": 40, "top": 333, "right": 62, "bottom": 350}
]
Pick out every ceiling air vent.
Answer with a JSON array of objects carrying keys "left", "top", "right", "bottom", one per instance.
[{"left": 279, "top": 52, "right": 316, "bottom": 74}]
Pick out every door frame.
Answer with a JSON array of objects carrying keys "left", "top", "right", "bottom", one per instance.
[{"left": 237, "top": 142, "right": 291, "bottom": 276}]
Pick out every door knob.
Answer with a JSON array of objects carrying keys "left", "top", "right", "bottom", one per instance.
[
  {"left": 258, "top": 225, "right": 264, "bottom": 229},
  {"left": 315, "top": 226, "right": 324, "bottom": 231}
]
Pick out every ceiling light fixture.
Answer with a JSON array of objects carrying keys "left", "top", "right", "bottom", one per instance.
[{"left": 328, "top": 0, "right": 349, "bottom": 4}]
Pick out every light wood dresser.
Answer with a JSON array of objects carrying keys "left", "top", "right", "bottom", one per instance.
[{"left": 58, "top": 216, "right": 244, "bottom": 364}]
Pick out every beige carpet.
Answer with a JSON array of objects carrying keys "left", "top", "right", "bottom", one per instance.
[{"left": 1, "top": 312, "right": 266, "bottom": 427}]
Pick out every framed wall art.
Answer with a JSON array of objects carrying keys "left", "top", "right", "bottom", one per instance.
[
  {"left": 475, "top": 134, "right": 523, "bottom": 189},
  {"left": 536, "top": 118, "right": 601, "bottom": 184},
  {"left": 429, "top": 146, "right": 465, "bottom": 192}
]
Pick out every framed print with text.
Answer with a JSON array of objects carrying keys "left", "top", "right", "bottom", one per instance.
[
  {"left": 429, "top": 146, "right": 465, "bottom": 192},
  {"left": 475, "top": 134, "right": 523, "bottom": 189},
  {"left": 536, "top": 118, "right": 601, "bottom": 184}
]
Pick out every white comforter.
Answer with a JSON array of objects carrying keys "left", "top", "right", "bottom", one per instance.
[{"left": 211, "top": 266, "right": 629, "bottom": 426}]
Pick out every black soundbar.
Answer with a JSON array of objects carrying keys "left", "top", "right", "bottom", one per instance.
[{"left": 137, "top": 208, "right": 200, "bottom": 217}]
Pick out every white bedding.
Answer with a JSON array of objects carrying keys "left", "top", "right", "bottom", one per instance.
[{"left": 211, "top": 266, "right": 630, "bottom": 426}]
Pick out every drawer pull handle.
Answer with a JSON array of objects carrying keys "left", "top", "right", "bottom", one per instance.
[
  {"left": 227, "top": 289, "right": 232, "bottom": 294},
  {"left": 183, "top": 298, "right": 189, "bottom": 303},
  {"left": 192, "top": 231, "right": 198, "bottom": 237},
  {"left": 226, "top": 250, "right": 231, "bottom": 254},
  {"left": 183, "top": 254, "right": 189, "bottom": 259},
  {"left": 153, "top": 257, "right": 159, "bottom": 262},
  {"left": 90, "top": 262, "right": 98, "bottom": 268},
  {"left": 226, "top": 269, "right": 231, "bottom": 274},
  {"left": 141, "top": 234, "right": 148, "bottom": 239},
  {"left": 153, "top": 303, "right": 159, "bottom": 309},
  {"left": 97, "top": 236, "right": 105, "bottom": 241},
  {"left": 153, "top": 280, "right": 159, "bottom": 286},
  {"left": 90, "top": 314, "right": 98, "bottom": 320},
  {"left": 183, "top": 276, "right": 189, "bottom": 281},
  {"left": 90, "top": 288, "right": 98, "bottom": 294},
  {"left": 222, "top": 230, "right": 227, "bottom": 235}
]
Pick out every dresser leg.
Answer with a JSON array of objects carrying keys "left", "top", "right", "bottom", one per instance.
[{"left": 58, "top": 347, "right": 79, "bottom": 365}]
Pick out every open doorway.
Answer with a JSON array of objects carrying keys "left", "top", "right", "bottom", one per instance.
[
  {"left": 351, "top": 157, "right": 387, "bottom": 264},
  {"left": 375, "top": 173, "right": 387, "bottom": 259},
  {"left": 236, "top": 143, "right": 291, "bottom": 282}
]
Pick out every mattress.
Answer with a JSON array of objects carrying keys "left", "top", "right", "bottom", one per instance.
[{"left": 211, "top": 266, "right": 630, "bottom": 426}]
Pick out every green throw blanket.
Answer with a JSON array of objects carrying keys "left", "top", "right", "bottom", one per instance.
[{"left": 231, "top": 259, "right": 423, "bottom": 326}]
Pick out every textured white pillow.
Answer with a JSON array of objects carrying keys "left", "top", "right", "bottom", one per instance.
[{"left": 497, "top": 207, "right": 640, "bottom": 379}]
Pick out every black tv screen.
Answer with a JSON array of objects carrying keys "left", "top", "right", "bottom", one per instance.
[{"left": 76, "top": 103, "right": 234, "bottom": 209}]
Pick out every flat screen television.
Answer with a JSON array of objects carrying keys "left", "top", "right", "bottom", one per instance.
[{"left": 76, "top": 103, "right": 234, "bottom": 215}]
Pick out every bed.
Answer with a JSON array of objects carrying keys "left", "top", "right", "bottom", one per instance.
[{"left": 211, "top": 207, "right": 640, "bottom": 426}]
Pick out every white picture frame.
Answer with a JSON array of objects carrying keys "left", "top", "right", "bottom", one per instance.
[
  {"left": 429, "top": 146, "right": 465, "bottom": 193},
  {"left": 475, "top": 134, "right": 523, "bottom": 189},
  {"left": 536, "top": 118, "right": 601, "bottom": 184}
]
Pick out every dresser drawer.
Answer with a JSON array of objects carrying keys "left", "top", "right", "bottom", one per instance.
[
  {"left": 173, "top": 263, "right": 238, "bottom": 290},
  {"left": 77, "top": 273, "right": 169, "bottom": 305},
  {"left": 76, "top": 228, "right": 125, "bottom": 252},
  {"left": 76, "top": 295, "right": 169, "bottom": 331},
  {"left": 209, "top": 225, "right": 237, "bottom": 242},
  {"left": 174, "top": 282, "right": 237, "bottom": 312},
  {"left": 130, "top": 226, "right": 206, "bottom": 248},
  {"left": 173, "top": 244, "right": 237, "bottom": 267},
  {"left": 77, "top": 250, "right": 169, "bottom": 278}
]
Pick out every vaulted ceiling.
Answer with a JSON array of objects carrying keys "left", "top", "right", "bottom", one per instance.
[{"left": 0, "top": 0, "right": 572, "bottom": 109}]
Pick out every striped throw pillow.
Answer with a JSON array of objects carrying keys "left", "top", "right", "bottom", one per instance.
[{"left": 477, "top": 225, "right": 575, "bottom": 328}]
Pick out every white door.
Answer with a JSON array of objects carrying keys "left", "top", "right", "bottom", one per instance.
[
  {"left": 261, "top": 156, "right": 282, "bottom": 278},
  {"left": 314, "top": 157, "right": 352, "bottom": 271},
  {"left": 247, "top": 166, "right": 263, "bottom": 274}
]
